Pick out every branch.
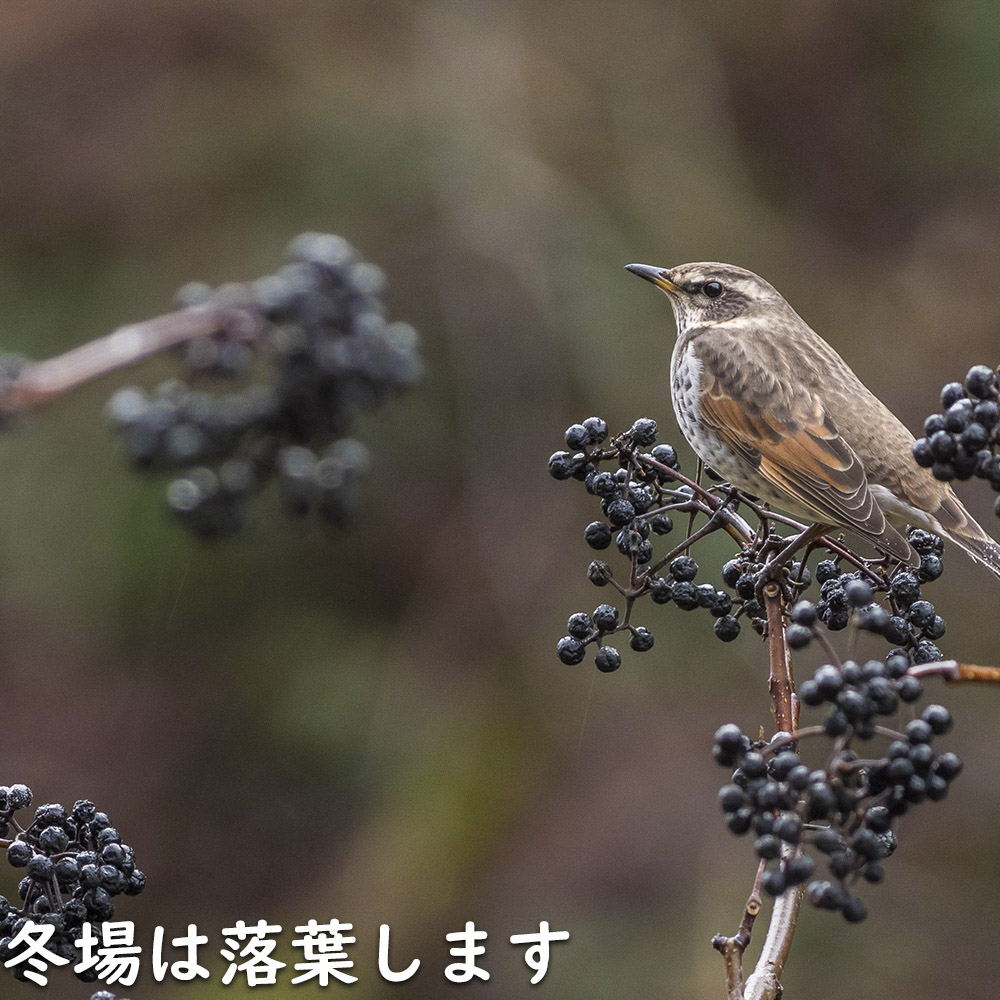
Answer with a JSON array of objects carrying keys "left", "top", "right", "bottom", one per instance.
[
  {"left": 744, "top": 873, "right": 804, "bottom": 1000},
  {"left": 744, "top": 583, "right": 802, "bottom": 997},
  {"left": 712, "top": 578, "right": 803, "bottom": 997},
  {"left": 0, "top": 303, "right": 268, "bottom": 413},
  {"left": 908, "top": 660, "right": 1000, "bottom": 684},
  {"left": 712, "top": 860, "right": 766, "bottom": 1000},
  {"left": 763, "top": 582, "right": 797, "bottom": 736}
]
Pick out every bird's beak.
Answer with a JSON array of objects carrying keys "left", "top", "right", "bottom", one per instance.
[{"left": 625, "top": 263, "right": 678, "bottom": 293}]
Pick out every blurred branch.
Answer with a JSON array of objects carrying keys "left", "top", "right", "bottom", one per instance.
[
  {"left": 908, "top": 660, "right": 1000, "bottom": 684},
  {"left": 0, "top": 303, "right": 267, "bottom": 413}
]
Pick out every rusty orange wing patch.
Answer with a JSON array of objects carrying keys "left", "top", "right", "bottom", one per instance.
[{"left": 697, "top": 372, "right": 916, "bottom": 565}]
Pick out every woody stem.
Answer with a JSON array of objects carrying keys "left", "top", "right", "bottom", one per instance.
[{"left": 713, "top": 574, "right": 804, "bottom": 999}]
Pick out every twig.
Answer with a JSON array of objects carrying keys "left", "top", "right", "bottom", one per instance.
[
  {"left": 908, "top": 660, "right": 1000, "bottom": 684},
  {"left": 687, "top": 458, "right": 704, "bottom": 539},
  {"left": 744, "top": 582, "right": 804, "bottom": 997},
  {"left": 712, "top": 860, "right": 767, "bottom": 1000},
  {"left": 0, "top": 303, "right": 268, "bottom": 413},
  {"left": 763, "top": 582, "right": 797, "bottom": 735}
]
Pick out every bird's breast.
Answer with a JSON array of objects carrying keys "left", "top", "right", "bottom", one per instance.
[{"left": 670, "top": 340, "right": 760, "bottom": 488}]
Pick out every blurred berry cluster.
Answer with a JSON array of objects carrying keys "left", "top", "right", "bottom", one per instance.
[
  {"left": 103, "top": 232, "right": 422, "bottom": 537},
  {"left": 912, "top": 364, "right": 1000, "bottom": 514},
  {"left": 0, "top": 784, "right": 143, "bottom": 983},
  {"left": 714, "top": 653, "right": 961, "bottom": 922},
  {"left": 548, "top": 418, "right": 949, "bottom": 672}
]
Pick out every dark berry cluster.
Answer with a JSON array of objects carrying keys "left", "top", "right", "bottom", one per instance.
[
  {"left": 714, "top": 655, "right": 961, "bottom": 921},
  {"left": 551, "top": 417, "right": 753, "bottom": 670},
  {"left": 718, "top": 550, "right": 812, "bottom": 636},
  {"left": 104, "top": 232, "right": 422, "bottom": 537},
  {"left": 783, "top": 530, "right": 947, "bottom": 664},
  {"left": 0, "top": 784, "right": 143, "bottom": 983},
  {"left": 913, "top": 364, "right": 1000, "bottom": 516},
  {"left": 549, "top": 418, "right": 950, "bottom": 672}
]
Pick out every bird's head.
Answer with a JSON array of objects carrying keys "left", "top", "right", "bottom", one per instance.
[{"left": 625, "top": 261, "right": 785, "bottom": 333}]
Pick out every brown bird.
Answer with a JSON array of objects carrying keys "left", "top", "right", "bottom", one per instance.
[{"left": 625, "top": 260, "right": 1000, "bottom": 578}]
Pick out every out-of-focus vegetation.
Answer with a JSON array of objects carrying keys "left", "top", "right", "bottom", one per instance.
[{"left": 2, "top": 2, "right": 1000, "bottom": 997}]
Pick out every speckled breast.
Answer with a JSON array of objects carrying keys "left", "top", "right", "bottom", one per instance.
[{"left": 670, "top": 338, "right": 764, "bottom": 493}]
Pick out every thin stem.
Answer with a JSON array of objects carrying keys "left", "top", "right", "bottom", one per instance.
[
  {"left": 649, "top": 507, "right": 730, "bottom": 575},
  {"left": 810, "top": 624, "right": 843, "bottom": 667},
  {"left": 712, "top": 859, "right": 767, "bottom": 1000},
  {"left": 761, "top": 726, "right": 826, "bottom": 756},
  {"left": 687, "top": 458, "right": 704, "bottom": 540},
  {"left": 763, "top": 583, "right": 796, "bottom": 735},
  {"left": 908, "top": 660, "right": 1000, "bottom": 684}
]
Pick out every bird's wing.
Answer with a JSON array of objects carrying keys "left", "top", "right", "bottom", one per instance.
[{"left": 696, "top": 365, "right": 913, "bottom": 562}]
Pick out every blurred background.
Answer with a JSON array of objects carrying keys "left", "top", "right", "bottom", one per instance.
[{"left": 2, "top": 1, "right": 1000, "bottom": 997}]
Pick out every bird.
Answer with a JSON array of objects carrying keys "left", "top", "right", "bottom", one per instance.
[{"left": 624, "top": 260, "right": 1000, "bottom": 579}]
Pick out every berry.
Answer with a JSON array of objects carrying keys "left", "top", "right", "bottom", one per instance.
[
  {"left": 799, "top": 680, "right": 823, "bottom": 706},
  {"left": 593, "top": 604, "right": 619, "bottom": 631},
  {"left": 710, "top": 615, "right": 740, "bottom": 642},
  {"left": 672, "top": 582, "right": 699, "bottom": 610},
  {"left": 714, "top": 725, "right": 745, "bottom": 758},
  {"left": 582, "top": 416, "right": 608, "bottom": 443},
  {"left": 556, "top": 637, "right": 586, "bottom": 665},
  {"left": 966, "top": 365, "right": 997, "bottom": 399},
  {"left": 814, "top": 829, "right": 845, "bottom": 854},
  {"left": 844, "top": 579, "right": 873, "bottom": 608},
  {"left": 565, "top": 423, "right": 590, "bottom": 449},
  {"left": 912, "top": 438, "right": 934, "bottom": 467},
  {"left": 595, "top": 646, "right": 621, "bottom": 673},
  {"left": 727, "top": 809, "right": 753, "bottom": 835},
  {"left": 755, "top": 834, "right": 782, "bottom": 860},
  {"left": 790, "top": 600, "right": 817, "bottom": 626},
  {"left": 606, "top": 499, "right": 636, "bottom": 527},
  {"left": 717, "top": 788, "right": 748, "bottom": 825},
  {"left": 762, "top": 870, "right": 787, "bottom": 897},
  {"left": 584, "top": 521, "right": 612, "bottom": 549},
  {"left": 629, "top": 628, "right": 655, "bottom": 652},
  {"left": 629, "top": 418, "right": 658, "bottom": 446},
  {"left": 669, "top": 555, "right": 698, "bottom": 581},
  {"left": 785, "top": 855, "right": 815, "bottom": 884},
  {"left": 7, "top": 842, "right": 33, "bottom": 867},
  {"left": 941, "top": 382, "right": 966, "bottom": 408},
  {"left": 934, "top": 753, "right": 963, "bottom": 782},
  {"left": 815, "top": 560, "right": 839, "bottom": 583},
  {"left": 786, "top": 625, "right": 812, "bottom": 649},
  {"left": 922, "top": 704, "right": 953, "bottom": 735},
  {"left": 738, "top": 752, "right": 767, "bottom": 780}
]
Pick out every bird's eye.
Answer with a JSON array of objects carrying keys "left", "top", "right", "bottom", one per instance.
[{"left": 703, "top": 281, "right": 723, "bottom": 298}]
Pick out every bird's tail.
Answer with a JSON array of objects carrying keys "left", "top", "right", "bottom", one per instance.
[{"left": 942, "top": 518, "right": 1000, "bottom": 581}]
